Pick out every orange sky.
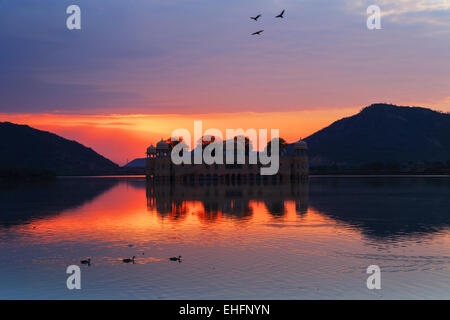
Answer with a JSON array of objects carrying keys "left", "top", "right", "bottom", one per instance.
[{"left": 1, "top": 108, "right": 359, "bottom": 165}]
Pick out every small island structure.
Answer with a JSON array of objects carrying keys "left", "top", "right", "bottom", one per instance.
[{"left": 145, "top": 138, "right": 308, "bottom": 184}]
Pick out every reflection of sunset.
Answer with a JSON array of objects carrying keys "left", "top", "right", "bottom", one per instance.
[
  {"left": 4, "top": 179, "right": 449, "bottom": 253},
  {"left": 2, "top": 178, "right": 450, "bottom": 299},
  {"left": 10, "top": 181, "right": 357, "bottom": 248}
]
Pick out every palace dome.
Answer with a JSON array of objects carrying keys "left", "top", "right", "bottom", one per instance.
[
  {"left": 294, "top": 139, "right": 308, "bottom": 150},
  {"left": 156, "top": 139, "right": 169, "bottom": 150},
  {"left": 147, "top": 144, "right": 156, "bottom": 154}
]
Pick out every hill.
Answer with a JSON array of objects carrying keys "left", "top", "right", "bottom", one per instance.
[
  {"left": 124, "top": 158, "right": 146, "bottom": 168},
  {"left": 301, "top": 104, "right": 450, "bottom": 167},
  {"left": 0, "top": 122, "right": 120, "bottom": 175}
]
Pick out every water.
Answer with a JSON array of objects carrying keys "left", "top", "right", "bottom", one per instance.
[{"left": 0, "top": 176, "right": 449, "bottom": 299}]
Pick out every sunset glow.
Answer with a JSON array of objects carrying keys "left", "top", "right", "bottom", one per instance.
[{"left": 0, "top": 108, "right": 358, "bottom": 165}]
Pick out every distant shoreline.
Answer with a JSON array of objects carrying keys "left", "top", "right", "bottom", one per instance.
[
  {"left": 55, "top": 174, "right": 450, "bottom": 179},
  {"left": 57, "top": 175, "right": 146, "bottom": 178},
  {"left": 0, "top": 168, "right": 56, "bottom": 182},
  {"left": 3, "top": 170, "right": 450, "bottom": 182},
  {"left": 310, "top": 174, "right": 450, "bottom": 178}
]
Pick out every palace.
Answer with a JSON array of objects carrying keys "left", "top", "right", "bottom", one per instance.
[{"left": 145, "top": 139, "right": 308, "bottom": 184}]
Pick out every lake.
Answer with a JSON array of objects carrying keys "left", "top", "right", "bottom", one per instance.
[{"left": 0, "top": 176, "right": 449, "bottom": 299}]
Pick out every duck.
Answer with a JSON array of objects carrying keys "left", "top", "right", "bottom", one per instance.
[
  {"left": 80, "top": 258, "right": 91, "bottom": 265},
  {"left": 122, "top": 256, "right": 136, "bottom": 263},
  {"left": 169, "top": 255, "right": 182, "bottom": 262}
]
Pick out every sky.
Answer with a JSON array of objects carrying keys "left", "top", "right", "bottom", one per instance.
[{"left": 1, "top": 0, "right": 450, "bottom": 164}]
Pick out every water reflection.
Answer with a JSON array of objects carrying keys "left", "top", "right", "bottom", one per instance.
[
  {"left": 1, "top": 177, "right": 449, "bottom": 242},
  {"left": 308, "top": 177, "right": 450, "bottom": 240},
  {"left": 144, "top": 177, "right": 450, "bottom": 241},
  {"left": 146, "top": 181, "right": 309, "bottom": 221},
  {"left": 0, "top": 178, "right": 118, "bottom": 227},
  {"left": 0, "top": 177, "right": 449, "bottom": 299}
]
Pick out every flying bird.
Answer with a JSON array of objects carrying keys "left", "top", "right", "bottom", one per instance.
[
  {"left": 250, "top": 14, "right": 261, "bottom": 21},
  {"left": 276, "top": 9, "right": 285, "bottom": 18},
  {"left": 252, "top": 30, "right": 264, "bottom": 35}
]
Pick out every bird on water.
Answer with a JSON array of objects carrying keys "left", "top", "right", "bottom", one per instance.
[
  {"left": 169, "top": 256, "right": 182, "bottom": 262},
  {"left": 80, "top": 258, "right": 91, "bottom": 266},
  {"left": 122, "top": 256, "right": 136, "bottom": 263}
]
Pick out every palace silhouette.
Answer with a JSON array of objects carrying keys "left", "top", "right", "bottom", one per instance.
[{"left": 145, "top": 139, "right": 308, "bottom": 184}]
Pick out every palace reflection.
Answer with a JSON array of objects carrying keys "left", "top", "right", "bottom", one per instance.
[
  {"left": 145, "top": 177, "right": 450, "bottom": 240},
  {"left": 146, "top": 180, "right": 309, "bottom": 221}
]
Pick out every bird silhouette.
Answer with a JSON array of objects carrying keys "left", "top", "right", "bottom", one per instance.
[
  {"left": 250, "top": 14, "right": 261, "bottom": 21},
  {"left": 80, "top": 258, "right": 91, "bottom": 266},
  {"left": 252, "top": 30, "right": 264, "bottom": 35},
  {"left": 122, "top": 256, "right": 135, "bottom": 263},
  {"left": 169, "top": 255, "right": 182, "bottom": 263},
  {"left": 276, "top": 9, "right": 285, "bottom": 18}
]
